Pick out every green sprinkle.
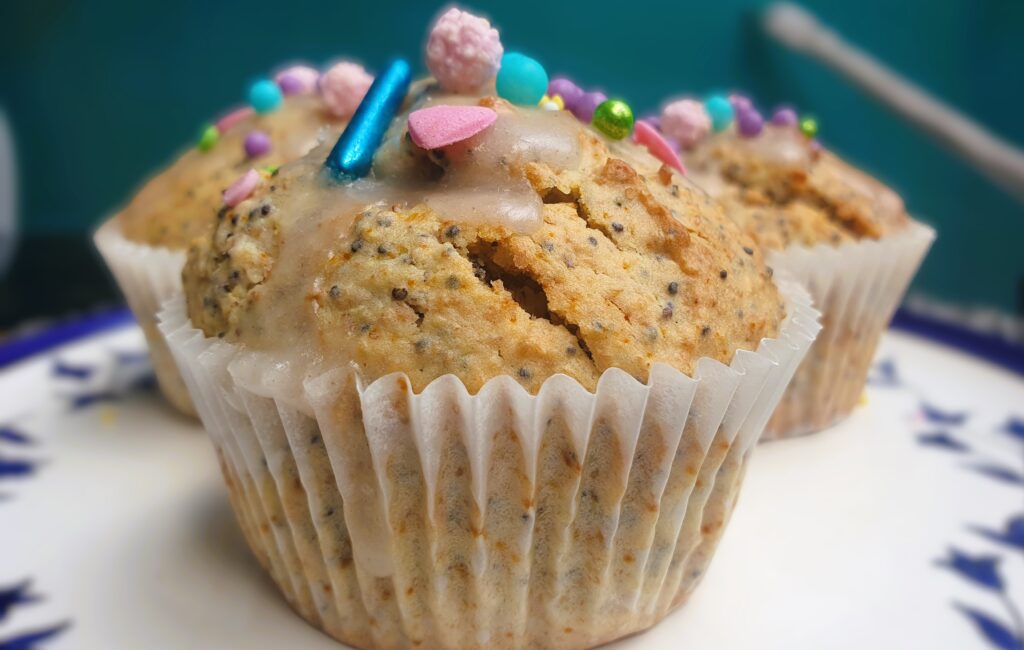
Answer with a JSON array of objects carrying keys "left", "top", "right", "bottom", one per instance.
[{"left": 197, "top": 125, "right": 219, "bottom": 152}]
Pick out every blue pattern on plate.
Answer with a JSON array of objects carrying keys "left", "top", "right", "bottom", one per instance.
[
  {"left": 877, "top": 357, "right": 1024, "bottom": 649},
  {"left": 0, "top": 581, "right": 66, "bottom": 650},
  {"left": 0, "top": 427, "right": 31, "bottom": 446}
]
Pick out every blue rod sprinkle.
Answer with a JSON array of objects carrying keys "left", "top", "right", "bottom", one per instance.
[{"left": 325, "top": 58, "right": 412, "bottom": 179}]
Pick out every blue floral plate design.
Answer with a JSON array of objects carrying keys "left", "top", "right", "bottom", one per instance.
[{"left": 0, "top": 313, "right": 1021, "bottom": 649}]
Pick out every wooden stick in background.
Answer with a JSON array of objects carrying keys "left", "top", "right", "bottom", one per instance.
[{"left": 764, "top": 2, "right": 1024, "bottom": 204}]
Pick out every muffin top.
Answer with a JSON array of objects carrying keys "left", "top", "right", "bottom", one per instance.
[
  {"left": 117, "top": 94, "right": 347, "bottom": 250},
  {"left": 685, "top": 125, "right": 909, "bottom": 251},
  {"left": 183, "top": 91, "right": 785, "bottom": 394}
]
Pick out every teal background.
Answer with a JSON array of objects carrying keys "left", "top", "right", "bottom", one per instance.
[{"left": 1, "top": 0, "right": 1023, "bottom": 317}]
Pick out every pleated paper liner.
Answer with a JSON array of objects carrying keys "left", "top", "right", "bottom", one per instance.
[
  {"left": 94, "top": 219, "right": 194, "bottom": 415},
  {"left": 762, "top": 221, "right": 934, "bottom": 440},
  {"left": 158, "top": 276, "right": 819, "bottom": 649}
]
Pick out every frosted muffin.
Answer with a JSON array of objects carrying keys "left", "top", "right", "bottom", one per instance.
[
  {"left": 95, "top": 64, "right": 364, "bottom": 414},
  {"left": 677, "top": 101, "right": 934, "bottom": 439},
  {"left": 159, "top": 12, "right": 818, "bottom": 649}
]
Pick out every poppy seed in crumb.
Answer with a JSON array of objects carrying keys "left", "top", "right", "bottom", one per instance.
[
  {"left": 446, "top": 276, "right": 460, "bottom": 289},
  {"left": 662, "top": 304, "right": 674, "bottom": 319},
  {"left": 444, "top": 225, "right": 460, "bottom": 239},
  {"left": 701, "top": 326, "right": 711, "bottom": 337},
  {"left": 667, "top": 281, "right": 679, "bottom": 295},
  {"left": 588, "top": 236, "right": 598, "bottom": 247},
  {"left": 350, "top": 239, "right": 364, "bottom": 253},
  {"left": 719, "top": 270, "right": 728, "bottom": 279},
  {"left": 391, "top": 287, "right": 408, "bottom": 300},
  {"left": 377, "top": 244, "right": 389, "bottom": 254},
  {"left": 329, "top": 285, "right": 341, "bottom": 299},
  {"left": 517, "top": 367, "right": 531, "bottom": 379},
  {"left": 611, "top": 222, "right": 624, "bottom": 232},
  {"left": 743, "top": 246, "right": 754, "bottom": 255}
]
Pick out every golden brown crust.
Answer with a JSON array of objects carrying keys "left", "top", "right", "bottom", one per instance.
[
  {"left": 686, "top": 127, "right": 910, "bottom": 250},
  {"left": 184, "top": 108, "right": 784, "bottom": 393},
  {"left": 117, "top": 95, "right": 345, "bottom": 249}
]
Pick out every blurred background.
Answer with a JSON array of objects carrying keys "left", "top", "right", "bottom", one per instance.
[{"left": 1, "top": 0, "right": 1022, "bottom": 342}]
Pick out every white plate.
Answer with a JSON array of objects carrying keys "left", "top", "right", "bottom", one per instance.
[{"left": 1, "top": 320, "right": 1022, "bottom": 649}]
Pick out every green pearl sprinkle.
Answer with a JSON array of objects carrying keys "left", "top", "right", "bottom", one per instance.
[
  {"left": 197, "top": 125, "right": 219, "bottom": 152},
  {"left": 799, "top": 116, "right": 818, "bottom": 139},
  {"left": 262, "top": 164, "right": 279, "bottom": 175},
  {"left": 591, "top": 99, "right": 634, "bottom": 140}
]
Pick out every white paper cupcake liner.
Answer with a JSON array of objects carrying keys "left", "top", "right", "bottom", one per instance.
[
  {"left": 762, "top": 221, "right": 935, "bottom": 440},
  {"left": 94, "top": 219, "right": 194, "bottom": 416},
  {"left": 158, "top": 276, "right": 819, "bottom": 649}
]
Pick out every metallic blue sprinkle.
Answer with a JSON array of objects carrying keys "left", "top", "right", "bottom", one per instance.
[{"left": 325, "top": 59, "right": 412, "bottom": 179}]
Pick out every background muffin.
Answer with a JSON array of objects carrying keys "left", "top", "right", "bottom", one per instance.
[
  {"left": 95, "top": 64, "right": 362, "bottom": 414},
  {"left": 679, "top": 103, "right": 933, "bottom": 438},
  {"left": 162, "top": 40, "right": 819, "bottom": 646}
]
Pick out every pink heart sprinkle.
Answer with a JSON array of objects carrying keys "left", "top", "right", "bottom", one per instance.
[
  {"left": 216, "top": 106, "right": 255, "bottom": 134},
  {"left": 223, "top": 169, "right": 261, "bottom": 207},
  {"left": 407, "top": 105, "right": 498, "bottom": 150},
  {"left": 633, "top": 120, "right": 686, "bottom": 175}
]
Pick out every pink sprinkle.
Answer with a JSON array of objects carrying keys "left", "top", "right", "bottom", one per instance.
[
  {"left": 408, "top": 105, "right": 498, "bottom": 150},
  {"left": 223, "top": 169, "right": 260, "bottom": 207},
  {"left": 633, "top": 121, "right": 686, "bottom": 175},
  {"left": 319, "top": 62, "right": 374, "bottom": 119},
  {"left": 426, "top": 8, "right": 503, "bottom": 93},
  {"left": 661, "top": 99, "right": 711, "bottom": 150},
  {"left": 215, "top": 106, "right": 255, "bottom": 134},
  {"left": 274, "top": 65, "right": 320, "bottom": 95}
]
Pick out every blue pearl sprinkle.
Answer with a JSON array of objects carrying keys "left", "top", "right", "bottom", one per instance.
[
  {"left": 325, "top": 59, "right": 412, "bottom": 180},
  {"left": 249, "top": 79, "right": 283, "bottom": 114},
  {"left": 496, "top": 52, "right": 548, "bottom": 106},
  {"left": 704, "top": 95, "right": 734, "bottom": 132}
]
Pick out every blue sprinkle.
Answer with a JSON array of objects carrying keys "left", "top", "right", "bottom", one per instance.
[
  {"left": 249, "top": 79, "right": 283, "bottom": 114},
  {"left": 325, "top": 59, "right": 412, "bottom": 180}
]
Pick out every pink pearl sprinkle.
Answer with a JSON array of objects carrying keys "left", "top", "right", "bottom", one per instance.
[
  {"left": 244, "top": 130, "right": 271, "bottom": 159},
  {"left": 274, "top": 65, "right": 320, "bottom": 95},
  {"left": 661, "top": 99, "right": 711, "bottom": 150},
  {"left": 426, "top": 8, "right": 503, "bottom": 93},
  {"left": 319, "top": 62, "right": 374, "bottom": 119},
  {"left": 223, "top": 169, "right": 260, "bottom": 207},
  {"left": 215, "top": 106, "right": 254, "bottom": 134}
]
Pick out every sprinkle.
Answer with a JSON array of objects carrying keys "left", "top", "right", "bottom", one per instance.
[
  {"left": 661, "top": 99, "right": 710, "bottom": 150},
  {"left": 800, "top": 115, "right": 819, "bottom": 139},
  {"left": 275, "top": 65, "right": 320, "bottom": 95},
  {"left": 736, "top": 107, "right": 764, "bottom": 138},
  {"left": 197, "top": 125, "right": 219, "bottom": 152},
  {"left": 407, "top": 105, "right": 497, "bottom": 150},
  {"left": 771, "top": 106, "right": 798, "bottom": 127},
  {"left": 704, "top": 95, "right": 734, "bottom": 132},
  {"left": 539, "top": 94, "right": 564, "bottom": 111},
  {"left": 325, "top": 59, "right": 411, "bottom": 179},
  {"left": 496, "top": 52, "right": 549, "bottom": 105},
  {"left": 729, "top": 94, "right": 753, "bottom": 113},
  {"left": 425, "top": 8, "right": 503, "bottom": 93},
  {"left": 215, "top": 107, "right": 254, "bottom": 134},
  {"left": 244, "top": 130, "right": 272, "bottom": 158},
  {"left": 591, "top": 99, "right": 634, "bottom": 140},
  {"left": 548, "top": 78, "right": 583, "bottom": 111},
  {"left": 249, "top": 79, "right": 283, "bottom": 114},
  {"left": 223, "top": 169, "right": 260, "bottom": 207},
  {"left": 320, "top": 61, "right": 374, "bottom": 119},
  {"left": 633, "top": 120, "right": 686, "bottom": 173},
  {"left": 262, "top": 164, "right": 279, "bottom": 176},
  {"left": 572, "top": 91, "right": 606, "bottom": 123}
]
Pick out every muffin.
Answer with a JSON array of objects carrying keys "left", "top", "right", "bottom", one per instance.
[
  {"left": 94, "top": 63, "right": 363, "bottom": 414},
  {"left": 159, "top": 13, "right": 819, "bottom": 649},
  {"left": 675, "top": 99, "right": 934, "bottom": 438}
]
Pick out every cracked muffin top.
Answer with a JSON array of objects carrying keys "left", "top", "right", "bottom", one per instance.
[
  {"left": 117, "top": 94, "right": 348, "bottom": 250},
  {"left": 183, "top": 93, "right": 785, "bottom": 394},
  {"left": 685, "top": 126, "right": 910, "bottom": 251}
]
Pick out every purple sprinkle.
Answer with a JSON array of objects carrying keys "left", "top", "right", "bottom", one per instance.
[
  {"left": 244, "top": 130, "right": 272, "bottom": 158},
  {"left": 736, "top": 108, "right": 764, "bottom": 138},
  {"left": 548, "top": 77, "right": 584, "bottom": 110},
  {"left": 771, "top": 106, "right": 798, "bottom": 127},
  {"left": 639, "top": 114, "right": 662, "bottom": 131},
  {"left": 572, "top": 91, "right": 607, "bottom": 123},
  {"left": 277, "top": 73, "right": 306, "bottom": 96},
  {"left": 729, "top": 94, "right": 753, "bottom": 113}
]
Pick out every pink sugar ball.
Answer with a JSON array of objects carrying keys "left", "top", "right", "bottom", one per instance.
[
  {"left": 661, "top": 99, "right": 712, "bottom": 150},
  {"left": 319, "top": 62, "right": 374, "bottom": 119},
  {"left": 426, "top": 8, "right": 503, "bottom": 93}
]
